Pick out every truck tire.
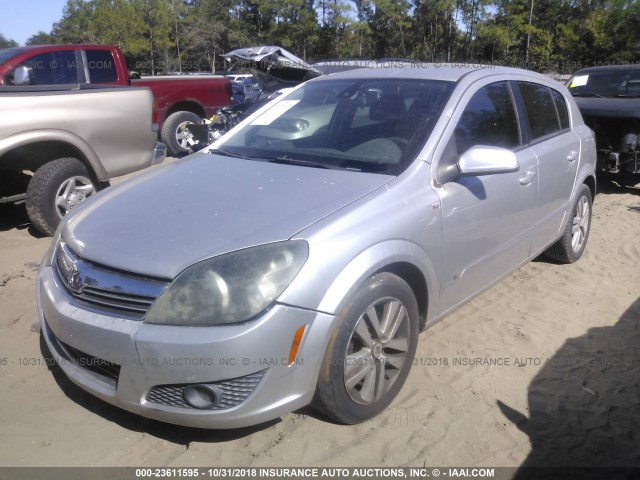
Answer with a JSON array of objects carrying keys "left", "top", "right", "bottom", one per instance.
[
  {"left": 161, "top": 111, "right": 202, "bottom": 156},
  {"left": 26, "top": 158, "right": 97, "bottom": 236}
]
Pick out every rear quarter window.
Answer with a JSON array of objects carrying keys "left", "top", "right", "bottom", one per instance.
[
  {"left": 550, "top": 89, "right": 570, "bottom": 130},
  {"left": 86, "top": 50, "right": 118, "bottom": 83}
]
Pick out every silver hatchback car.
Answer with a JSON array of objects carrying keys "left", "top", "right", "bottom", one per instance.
[{"left": 37, "top": 65, "right": 596, "bottom": 429}]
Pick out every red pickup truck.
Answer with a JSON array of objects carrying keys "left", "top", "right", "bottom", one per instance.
[{"left": 0, "top": 44, "right": 232, "bottom": 155}]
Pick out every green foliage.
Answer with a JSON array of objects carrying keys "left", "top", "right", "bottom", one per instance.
[
  {"left": 51, "top": 0, "right": 96, "bottom": 43},
  {"left": 12, "top": 0, "right": 640, "bottom": 73},
  {"left": 25, "top": 32, "right": 58, "bottom": 46},
  {"left": 0, "top": 34, "right": 19, "bottom": 48}
]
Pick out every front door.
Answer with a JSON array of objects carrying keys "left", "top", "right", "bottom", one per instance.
[{"left": 433, "top": 80, "right": 538, "bottom": 314}]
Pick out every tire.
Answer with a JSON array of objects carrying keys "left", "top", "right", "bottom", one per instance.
[
  {"left": 313, "top": 272, "right": 419, "bottom": 424},
  {"left": 26, "top": 158, "right": 97, "bottom": 236},
  {"left": 544, "top": 184, "right": 593, "bottom": 263},
  {"left": 161, "top": 111, "right": 202, "bottom": 156}
]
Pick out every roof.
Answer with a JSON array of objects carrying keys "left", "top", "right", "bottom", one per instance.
[
  {"left": 574, "top": 64, "right": 640, "bottom": 74},
  {"left": 310, "top": 63, "right": 547, "bottom": 83},
  {"left": 2, "top": 44, "right": 119, "bottom": 51}
]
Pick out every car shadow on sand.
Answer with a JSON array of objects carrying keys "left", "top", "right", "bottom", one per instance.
[
  {"left": 498, "top": 298, "right": 640, "bottom": 479},
  {"left": 0, "top": 202, "right": 44, "bottom": 237},
  {"left": 38, "top": 333, "right": 280, "bottom": 444},
  {"left": 596, "top": 176, "right": 640, "bottom": 196}
]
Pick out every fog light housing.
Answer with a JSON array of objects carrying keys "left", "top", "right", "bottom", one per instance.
[{"left": 183, "top": 384, "right": 222, "bottom": 409}]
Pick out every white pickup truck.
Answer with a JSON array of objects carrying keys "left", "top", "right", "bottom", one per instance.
[{"left": 0, "top": 84, "right": 165, "bottom": 235}]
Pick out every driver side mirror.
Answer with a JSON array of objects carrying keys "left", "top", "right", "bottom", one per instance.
[
  {"left": 13, "top": 66, "right": 32, "bottom": 85},
  {"left": 458, "top": 145, "right": 519, "bottom": 176}
]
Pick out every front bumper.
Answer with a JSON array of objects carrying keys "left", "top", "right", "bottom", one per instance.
[{"left": 37, "top": 265, "right": 335, "bottom": 429}]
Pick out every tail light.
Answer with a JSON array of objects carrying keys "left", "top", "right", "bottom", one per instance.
[
  {"left": 151, "top": 99, "right": 159, "bottom": 125},
  {"left": 224, "top": 81, "right": 233, "bottom": 102}
]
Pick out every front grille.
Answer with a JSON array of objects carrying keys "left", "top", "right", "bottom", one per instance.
[
  {"left": 59, "top": 340, "right": 121, "bottom": 382},
  {"left": 146, "top": 370, "right": 266, "bottom": 410},
  {"left": 53, "top": 242, "right": 169, "bottom": 319},
  {"left": 43, "top": 318, "right": 121, "bottom": 385}
]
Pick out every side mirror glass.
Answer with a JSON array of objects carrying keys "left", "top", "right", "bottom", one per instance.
[
  {"left": 13, "top": 66, "right": 32, "bottom": 85},
  {"left": 458, "top": 145, "right": 519, "bottom": 176}
]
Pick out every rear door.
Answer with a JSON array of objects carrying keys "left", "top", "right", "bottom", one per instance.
[{"left": 513, "top": 82, "right": 580, "bottom": 254}]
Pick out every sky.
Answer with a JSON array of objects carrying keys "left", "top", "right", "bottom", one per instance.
[{"left": 0, "top": 0, "right": 68, "bottom": 46}]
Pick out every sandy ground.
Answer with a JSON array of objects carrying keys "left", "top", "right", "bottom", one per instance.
[{"left": 0, "top": 165, "right": 639, "bottom": 470}]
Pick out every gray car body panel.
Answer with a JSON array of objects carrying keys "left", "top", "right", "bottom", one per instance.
[
  {"left": 0, "top": 86, "right": 158, "bottom": 181},
  {"left": 63, "top": 153, "right": 394, "bottom": 279},
  {"left": 38, "top": 65, "right": 597, "bottom": 428}
]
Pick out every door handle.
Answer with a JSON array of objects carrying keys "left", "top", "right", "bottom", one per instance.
[
  {"left": 519, "top": 168, "right": 536, "bottom": 185},
  {"left": 567, "top": 150, "right": 578, "bottom": 162}
]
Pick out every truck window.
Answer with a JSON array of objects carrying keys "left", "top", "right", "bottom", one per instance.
[
  {"left": 86, "top": 50, "right": 118, "bottom": 83},
  {"left": 17, "top": 51, "right": 79, "bottom": 85}
]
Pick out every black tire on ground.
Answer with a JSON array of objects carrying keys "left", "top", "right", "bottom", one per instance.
[
  {"left": 544, "top": 184, "right": 593, "bottom": 264},
  {"left": 618, "top": 173, "right": 640, "bottom": 187},
  {"left": 161, "top": 111, "right": 202, "bottom": 156},
  {"left": 313, "top": 272, "right": 419, "bottom": 424},
  {"left": 26, "top": 158, "right": 97, "bottom": 236}
]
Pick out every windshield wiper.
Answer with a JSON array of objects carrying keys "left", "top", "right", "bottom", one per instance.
[
  {"left": 261, "top": 155, "right": 335, "bottom": 169},
  {"left": 571, "top": 92, "right": 604, "bottom": 98},
  {"left": 208, "top": 148, "right": 250, "bottom": 159}
]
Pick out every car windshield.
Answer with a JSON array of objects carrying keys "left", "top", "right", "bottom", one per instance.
[
  {"left": 568, "top": 69, "right": 640, "bottom": 98},
  {"left": 0, "top": 47, "right": 27, "bottom": 65},
  {"left": 218, "top": 77, "right": 455, "bottom": 174}
]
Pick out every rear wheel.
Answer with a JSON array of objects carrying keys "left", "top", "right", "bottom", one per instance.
[
  {"left": 161, "top": 111, "right": 202, "bottom": 156},
  {"left": 26, "top": 158, "right": 97, "bottom": 236},
  {"left": 544, "top": 184, "right": 592, "bottom": 263},
  {"left": 314, "top": 272, "right": 419, "bottom": 424}
]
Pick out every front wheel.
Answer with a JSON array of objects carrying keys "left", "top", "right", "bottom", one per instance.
[
  {"left": 161, "top": 111, "right": 202, "bottom": 156},
  {"left": 544, "top": 184, "right": 593, "bottom": 263},
  {"left": 26, "top": 158, "right": 97, "bottom": 236},
  {"left": 314, "top": 272, "right": 419, "bottom": 424}
]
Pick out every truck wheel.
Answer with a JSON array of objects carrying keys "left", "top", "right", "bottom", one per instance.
[
  {"left": 26, "top": 158, "right": 97, "bottom": 236},
  {"left": 544, "top": 184, "right": 592, "bottom": 263},
  {"left": 161, "top": 111, "right": 202, "bottom": 156},
  {"left": 313, "top": 273, "right": 419, "bottom": 424}
]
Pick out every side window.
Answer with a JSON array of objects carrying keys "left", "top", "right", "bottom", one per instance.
[
  {"left": 17, "top": 51, "right": 78, "bottom": 85},
  {"left": 518, "top": 82, "right": 560, "bottom": 139},
  {"left": 86, "top": 50, "right": 118, "bottom": 83},
  {"left": 438, "top": 81, "right": 519, "bottom": 183},
  {"left": 550, "top": 89, "right": 570, "bottom": 130}
]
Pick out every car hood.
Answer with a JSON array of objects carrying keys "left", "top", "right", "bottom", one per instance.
[
  {"left": 63, "top": 153, "right": 393, "bottom": 279},
  {"left": 221, "top": 46, "right": 322, "bottom": 94},
  {"left": 574, "top": 97, "right": 640, "bottom": 119}
]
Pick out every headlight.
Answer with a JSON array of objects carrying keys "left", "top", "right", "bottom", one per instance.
[
  {"left": 42, "top": 224, "right": 64, "bottom": 267},
  {"left": 145, "top": 241, "right": 309, "bottom": 326}
]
